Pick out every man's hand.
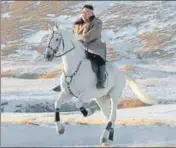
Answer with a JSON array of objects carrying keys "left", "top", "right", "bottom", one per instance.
[
  {"left": 81, "top": 14, "right": 87, "bottom": 22},
  {"left": 83, "top": 34, "right": 88, "bottom": 38}
]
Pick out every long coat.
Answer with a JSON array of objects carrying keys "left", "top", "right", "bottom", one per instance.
[{"left": 73, "top": 17, "right": 106, "bottom": 60}]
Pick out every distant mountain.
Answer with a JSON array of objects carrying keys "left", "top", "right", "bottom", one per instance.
[
  {"left": 1, "top": 1, "right": 176, "bottom": 113},
  {"left": 1, "top": 1, "right": 176, "bottom": 78}
]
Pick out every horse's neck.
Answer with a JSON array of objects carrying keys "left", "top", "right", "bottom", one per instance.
[{"left": 62, "top": 41, "right": 85, "bottom": 76}]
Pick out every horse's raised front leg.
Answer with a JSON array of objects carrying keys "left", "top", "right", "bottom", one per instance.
[
  {"left": 54, "top": 91, "right": 72, "bottom": 134},
  {"left": 75, "top": 93, "right": 96, "bottom": 117}
]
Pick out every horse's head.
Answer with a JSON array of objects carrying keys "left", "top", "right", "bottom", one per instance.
[{"left": 44, "top": 24, "right": 64, "bottom": 61}]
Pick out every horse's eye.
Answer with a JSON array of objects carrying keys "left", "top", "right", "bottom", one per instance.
[{"left": 56, "top": 38, "right": 59, "bottom": 41}]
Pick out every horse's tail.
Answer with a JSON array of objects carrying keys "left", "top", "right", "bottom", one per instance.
[{"left": 125, "top": 74, "right": 157, "bottom": 105}]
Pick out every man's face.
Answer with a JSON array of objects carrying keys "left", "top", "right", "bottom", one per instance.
[{"left": 81, "top": 8, "right": 93, "bottom": 20}]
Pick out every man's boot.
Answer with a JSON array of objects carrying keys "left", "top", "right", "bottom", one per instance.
[{"left": 96, "top": 64, "right": 106, "bottom": 89}]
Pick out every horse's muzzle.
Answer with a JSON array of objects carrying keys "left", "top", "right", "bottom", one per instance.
[{"left": 44, "top": 52, "right": 54, "bottom": 61}]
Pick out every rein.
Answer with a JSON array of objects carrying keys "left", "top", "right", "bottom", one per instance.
[
  {"left": 63, "top": 59, "right": 84, "bottom": 98},
  {"left": 47, "top": 31, "right": 84, "bottom": 98},
  {"left": 55, "top": 40, "right": 75, "bottom": 58},
  {"left": 47, "top": 32, "right": 75, "bottom": 58}
]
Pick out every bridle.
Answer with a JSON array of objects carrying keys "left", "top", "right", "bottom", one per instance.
[
  {"left": 47, "top": 31, "right": 75, "bottom": 58},
  {"left": 47, "top": 31, "right": 84, "bottom": 98}
]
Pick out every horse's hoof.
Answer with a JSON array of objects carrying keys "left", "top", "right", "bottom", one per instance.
[
  {"left": 56, "top": 125, "right": 65, "bottom": 135},
  {"left": 100, "top": 137, "right": 108, "bottom": 144},
  {"left": 100, "top": 137, "right": 113, "bottom": 147},
  {"left": 59, "top": 127, "right": 65, "bottom": 134},
  {"left": 101, "top": 143, "right": 112, "bottom": 147},
  {"left": 87, "top": 107, "right": 96, "bottom": 116}
]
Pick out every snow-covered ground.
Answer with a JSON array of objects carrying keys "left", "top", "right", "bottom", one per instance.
[
  {"left": 2, "top": 104, "right": 176, "bottom": 147},
  {"left": 2, "top": 104, "right": 176, "bottom": 125},
  {"left": 1, "top": 122, "right": 176, "bottom": 147}
]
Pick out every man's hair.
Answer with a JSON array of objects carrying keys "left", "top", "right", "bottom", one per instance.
[{"left": 83, "top": 5, "right": 94, "bottom": 11}]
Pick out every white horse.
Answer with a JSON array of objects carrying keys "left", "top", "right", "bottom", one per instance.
[{"left": 44, "top": 25, "right": 157, "bottom": 145}]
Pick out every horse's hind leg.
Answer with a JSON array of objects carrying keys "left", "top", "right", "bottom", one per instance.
[
  {"left": 95, "top": 94, "right": 111, "bottom": 120},
  {"left": 98, "top": 72, "right": 125, "bottom": 145},
  {"left": 96, "top": 95, "right": 112, "bottom": 145},
  {"left": 100, "top": 85, "right": 124, "bottom": 145}
]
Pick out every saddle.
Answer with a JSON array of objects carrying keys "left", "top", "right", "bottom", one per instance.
[{"left": 85, "top": 51, "right": 107, "bottom": 78}]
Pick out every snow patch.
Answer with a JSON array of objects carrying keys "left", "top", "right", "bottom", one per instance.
[
  {"left": 25, "top": 30, "right": 51, "bottom": 44},
  {"left": 1, "top": 1, "right": 14, "bottom": 4},
  {"left": 36, "top": 1, "right": 40, "bottom": 5},
  {"left": 1, "top": 44, "right": 6, "bottom": 49},
  {"left": 47, "top": 14, "right": 56, "bottom": 17},
  {"left": 2, "top": 12, "right": 11, "bottom": 18}
]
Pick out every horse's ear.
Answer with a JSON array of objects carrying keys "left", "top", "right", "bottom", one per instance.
[
  {"left": 53, "top": 25, "right": 57, "bottom": 31},
  {"left": 48, "top": 23, "right": 53, "bottom": 32},
  {"left": 53, "top": 22, "right": 61, "bottom": 31},
  {"left": 56, "top": 23, "right": 60, "bottom": 30}
]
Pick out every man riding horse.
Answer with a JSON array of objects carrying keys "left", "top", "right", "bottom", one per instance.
[
  {"left": 73, "top": 5, "right": 106, "bottom": 89},
  {"left": 44, "top": 4, "right": 156, "bottom": 145},
  {"left": 53, "top": 4, "right": 106, "bottom": 92}
]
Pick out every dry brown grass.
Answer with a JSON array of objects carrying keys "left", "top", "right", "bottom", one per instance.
[
  {"left": 142, "top": 79, "right": 160, "bottom": 86},
  {"left": 2, "top": 117, "right": 175, "bottom": 126},
  {"left": 1, "top": 42, "right": 25, "bottom": 56},
  {"left": 38, "top": 69, "right": 59, "bottom": 79},
  {"left": 106, "top": 44, "right": 119, "bottom": 61},
  {"left": 104, "top": 18, "right": 132, "bottom": 27},
  {"left": 1, "top": 1, "right": 73, "bottom": 49},
  {"left": 118, "top": 98, "right": 149, "bottom": 109},
  {"left": 116, "top": 119, "right": 174, "bottom": 126},
  {"left": 1, "top": 69, "right": 16, "bottom": 77},
  {"left": 137, "top": 30, "right": 173, "bottom": 53},
  {"left": 34, "top": 46, "right": 45, "bottom": 54},
  {"left": 74, "top": 118, "right": 175, "bottom": 126},
  {"left": 38, "top": 64, "right": 63, "bottom": 79},
  {"left": 1, "top": 119, "right": 39, "bottom": 126},
  {"left": 119, "top": 65, "right": 135, "bottom": 73}
]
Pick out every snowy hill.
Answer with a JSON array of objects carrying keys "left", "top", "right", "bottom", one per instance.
[
  {"left": 1, "top": 1, "right": 176, "bottom": 112},
  {"left": 2, "top": 1, "right": 176, "bottom": 76}
]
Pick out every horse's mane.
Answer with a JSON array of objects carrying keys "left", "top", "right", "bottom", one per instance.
[
  {"left": 58, "top": 27, "right": 86, "bottom": 58},
  {"left": 59, "top": 28, "right": 85, "bottom": 50}
]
